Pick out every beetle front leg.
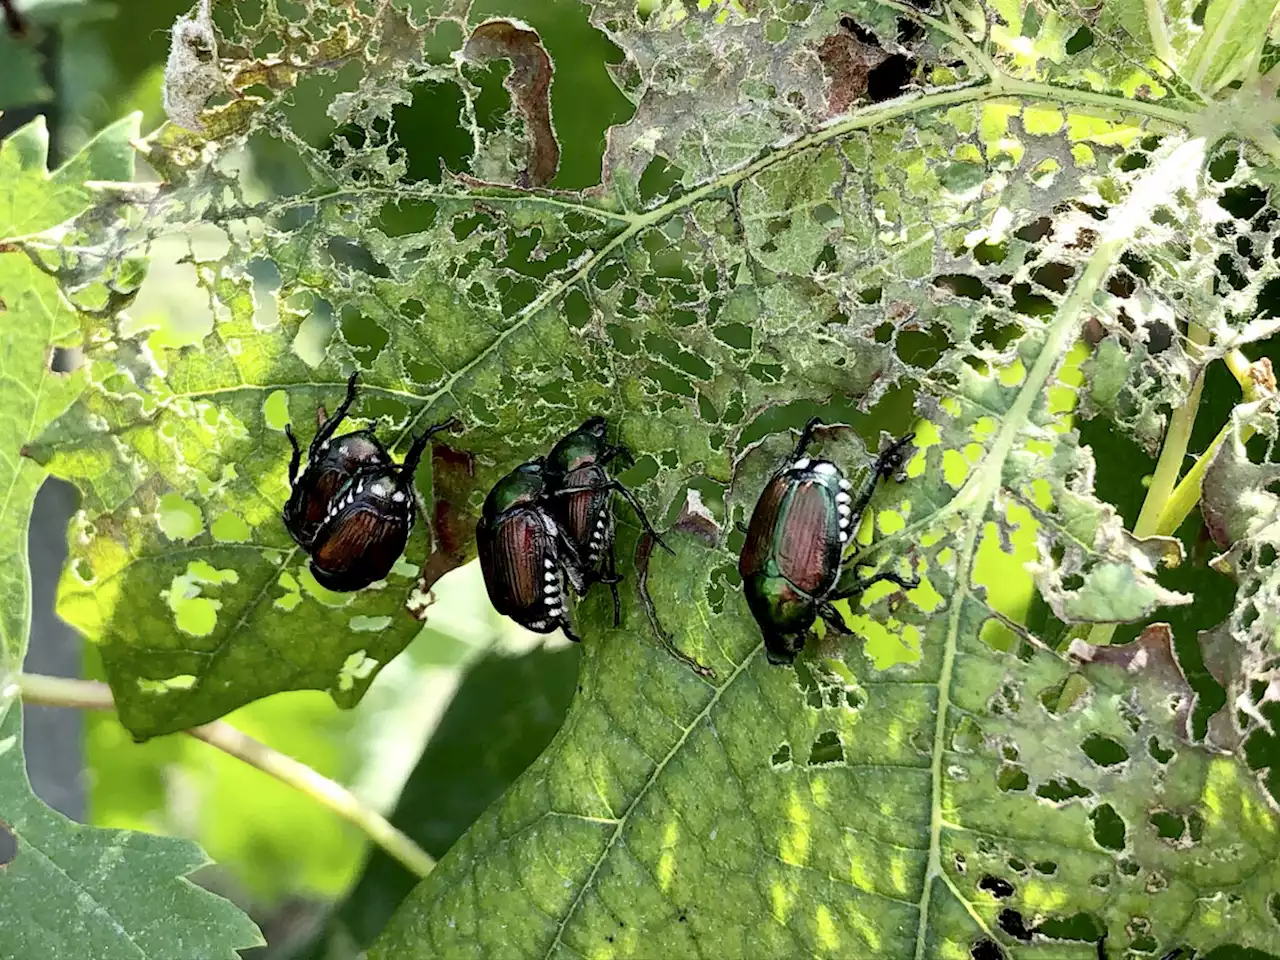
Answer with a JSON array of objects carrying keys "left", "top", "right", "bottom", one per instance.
[
  {"left": 818, "top": 602, "right": 853, "bottom": 635},
  {"left": 399, "top": 415, "right": 460, "bottom": 484},
  {"left": 832, "top": 569, "right": 920, "bottom": 600},
  {"left": 789, "top": 416, "right": 825, "bottom": 462},
  {"left": 284, "top": 424, "right": 303, "bottom": 484},
  {"left": 311, "top": 370, "right": 361, "bottom": 456}
]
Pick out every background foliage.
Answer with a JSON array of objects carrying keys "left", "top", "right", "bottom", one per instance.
[{"left": 5, "top": 0, "right": 1280, "bottom": 957}]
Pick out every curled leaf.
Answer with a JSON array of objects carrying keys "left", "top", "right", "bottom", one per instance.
[{"left": 461, "top": 18, "right": 559, "bottom": 187}]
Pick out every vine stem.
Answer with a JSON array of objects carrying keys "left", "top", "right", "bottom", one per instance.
[
  {"left": 1153, "top": 349, "right": 1268, "bottom": 536},
  {"left": 18, "top": 673, "right": 435, "bottom": 880},
  {"left": 1084, "top": 324, "right": 1211, "bottom": 648}
]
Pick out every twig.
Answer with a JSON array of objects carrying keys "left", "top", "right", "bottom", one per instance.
[{"left": 18, "top": 673, "right": 434, "bottom": 879}]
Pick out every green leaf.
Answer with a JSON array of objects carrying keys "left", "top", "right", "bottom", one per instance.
[
  {"left": 301, "top": 641, "right": 579, "bottom": 956},
  {"left": 34, "top": 1, "right": 1280, "bottom": 955},
  {"left": 1181, "top": 0, "right": 1280, "bottom": 95},
  {"left": 0, "top": 114, "right": 142, "bottom": 240},
  {"left": 0, "top": 707, "right": 264, "bottom": 959},
  {"left": 0, "top": 113, "right": 260, "bottom": 960}
]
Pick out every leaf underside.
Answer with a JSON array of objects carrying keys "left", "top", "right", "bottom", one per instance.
[{"left": 21, "top": 0, "right": 1280, "bottom": 957}]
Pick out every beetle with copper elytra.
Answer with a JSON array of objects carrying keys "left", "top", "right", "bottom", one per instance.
[
  {"left": 283, "top": 371, "right": 457, "bottom": 591},
  {"left": 477, "top": 458, "right": 589, "bottom": 640},
  {"left": 738, "top": 417, "right": 918, "bottom": 664},
  {"left": 543, "top": 416, "right": 673, "bottom": 626}
]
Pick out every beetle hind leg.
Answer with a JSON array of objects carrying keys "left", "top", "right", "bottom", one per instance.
[
  {"left": 604, "top": 538, "right": 621, "bottom": 627},
  {"left": 559, "top": 618, "right": 583, "bottom": 643}
]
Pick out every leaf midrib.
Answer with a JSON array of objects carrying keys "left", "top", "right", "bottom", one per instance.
[{"left": 542, "top": 641, "right": 761, "bottom": 957}]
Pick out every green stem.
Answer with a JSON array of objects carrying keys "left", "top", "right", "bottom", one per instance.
[
  {"left": 1153, "top": 349, "right": 1265, "bottom": 536},
  {"left": 18, "top": 674, "right": 434, "bottom": 880},
  {"left": 1135, "top": 323, "right": 1211, "bottom": 536},
  {"left": 1084, "top": 324, "right": 1211, "bottom": 647}
]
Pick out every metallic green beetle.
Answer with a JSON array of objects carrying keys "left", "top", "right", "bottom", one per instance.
[{"left": 738, "top": 417, "right": 917, "bottom": 664}]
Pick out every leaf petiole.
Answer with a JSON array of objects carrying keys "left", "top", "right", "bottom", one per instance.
[{"left": 18, "top": 673, "right": 435, "bottom": 879}]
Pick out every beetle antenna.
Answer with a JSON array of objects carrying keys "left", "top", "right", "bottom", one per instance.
[
  {"left": 400, "top": 417, "right": 459, "bottom": 481},
  {"left": 311, "top": 370, "right": 361, "bottom": 455}
]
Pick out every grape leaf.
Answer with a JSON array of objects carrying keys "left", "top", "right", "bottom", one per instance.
[
  {"left": 31, "top": 0, "right": 1280, "bottom": 956},
  {"left": 0, "top": 114, "right": 262, "bottom": 959},
  {"left": 298, "top": 641, "right": 580, "bottom": 957}
]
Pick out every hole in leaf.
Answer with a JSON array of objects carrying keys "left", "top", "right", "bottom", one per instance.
[
  {"left": 1065, "top": 26, "right": 1094, "bottom": 54},
  {"left": 933, "top": 274, "right": 990, "bottom": 299},
  {"left": 1268, "top": 891, "right": 1280, "bottom": 926},
  {"left": 808, "top": 730, "right": 844, "bottom": 765},
  {"left": 50, "top": 347, "right": 82, "bottom": 373},
  {"left": 970, "top": 939, "right": 1006, "bottom": 960},
  {"left": 1149, "top": 810, "right": 1185, "bottom": 840},
  {"left": 1090, "top": 803, "right": 1126, "bottom": 851},
  {"left": 1031, "top": 261, "right": 1075, "bottom": 293},
  {"left": 639, "top": 155, "right": 684, "bottom": 205},
  {"left": 997, "top": 908, "right": 1033, "bottom": 941},
  {"left": 895, "top": 326, "right": 949, "bottom": 368},
  {"left": 1081, "top": 733, "right": 1129, "bottom": 767},
  {"left": 1015, "top": 217, "right": 1052, "bottom": 242},
  {"left": 1036, "top": 913, "right": 1105, "bottom": 942},
  {"left": 327, "top": 237, "right": 391, "bottom": 278},
  {"left": 867, "top": 55, "right": 912, "bottom": 102},
  {"left": 1033, "top": 860, "right": 1057, "bottom": 875},
  {"left": 1221, "top": 184, "right": 1268, "bottom": 221},
  {"left": 0, "top": 820, "right": 14, "bottom": 867},
  {"left": 1036, "top": 777, "right": 1091, "bottom": 803},
  {"left": 1209, "top": 147, "right": 1240, "bottom": 182},
  {"left": 997, "top": 765, "right": 1029, "bottom": 792},
  {"left": 978, "top": 875, "right": 1015, "bottom": 898}
]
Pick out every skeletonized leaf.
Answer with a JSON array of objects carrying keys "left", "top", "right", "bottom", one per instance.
[{"left": 28, "top": 1, "right": 1280, "bottom": 955}]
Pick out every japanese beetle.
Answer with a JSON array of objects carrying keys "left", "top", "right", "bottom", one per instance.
[
  {"left": 738, "top": 417, "right": 918, "bottom": 665},
  {"left": 283, "top": 372, "right": 390, "bottom": 551},
  {"left": 477, "top": 458, "right": 587, "bottom": 640},
  {"left": 544, "top": 416, "right": 673, "bottom": 625},
  {"left": 307, "top": 415, "right": 458, "bottom": 592}
]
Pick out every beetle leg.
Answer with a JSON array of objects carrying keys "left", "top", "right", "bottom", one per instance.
[
  {"left": 604, "top": 537, "right": 621, "bottom": 627},
  {"left": 284, "top": 424, "right": 303, "bottom": 484},
  {"left": 549, "top": 480, "right": 674, "bottom": 555},
  {"left": 553, "top": 530, "right": 589, "bottom": 595},
  {"left": 311, "top": 370, "right": 361, "bottom": 457},
  {"left": 559, "top": 618, "right": 582, "bottom": 643},
  {"left": 837, "top": 433, "right": 917, "bottom": 540},
  {"left": 818, "top": 602, "right": 853, "bottom": 635},
  {"left": 600, "top": 442, "right": 635, "bottom": 469},
  {"left": 831, "top": 570, "right": 920, "bottom": 600},
  {"left": 399, "top": 416, "right": 460, "bottom": 483},
  {"left": 872, "top": 431, "right": 916, "bottom": 481},
  {"left": 789, "top": 416, "right": 825, "bottom": 462}
]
